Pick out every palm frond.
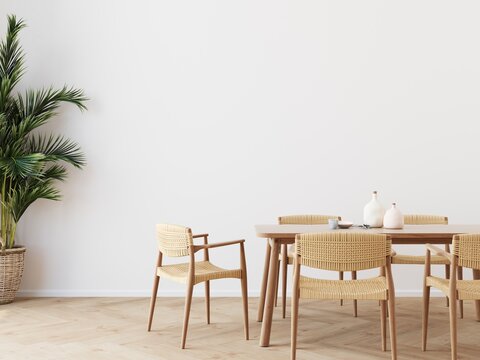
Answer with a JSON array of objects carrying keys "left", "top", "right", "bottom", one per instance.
[
  {"left": 0, "top": 15, "right": 26, "bottom": 80},
  {"left": 41, "top": 164, "right": 68, "bottom": 182},
  {"left": 0, "top": 15, "right": 26, "bottom": 111},
  {"left": 27, "top": 134, "right": 85, "bottom": 168},
  {"left": 0, "top": 152, "right": 45, "bottom": 178},
  {"left": 13, "top": 86, "right": 87, "bottom": 137},
  {"left": 8, "top": 180, "right": 61, "bottom": 222}
]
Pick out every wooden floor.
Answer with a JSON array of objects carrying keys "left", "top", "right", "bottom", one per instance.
[{"left": 1, "top": 297, "right": 479, "bottom": 359}]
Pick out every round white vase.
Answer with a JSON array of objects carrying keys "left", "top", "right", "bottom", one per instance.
[
  {"left": 363, "top": 191, "right": 385, "bottom": 228},
  {"left": 383, "top": 203, "right": 404, "bottom": 229}
]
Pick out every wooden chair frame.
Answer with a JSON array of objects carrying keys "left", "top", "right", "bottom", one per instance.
[
  {"left": 148, "top": 227, "right": 249, "bottom": 349},
  {"left": 422, "top": 238, "right": 480, "bottom": 360}
]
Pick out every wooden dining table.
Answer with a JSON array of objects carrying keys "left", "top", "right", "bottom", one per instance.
[{"left": 255, "top": 224, "right": 480, "bottom": 347}]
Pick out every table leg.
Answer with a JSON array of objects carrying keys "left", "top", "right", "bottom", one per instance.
[
  {"left": 257, "top": 241, "right": 271, "bottom": 322},
  {"left": 259, "top": 239, "right": 280, "bottom": 347},
  {"left": 473, "top": 269, "right": 480, "bottom": 321}
]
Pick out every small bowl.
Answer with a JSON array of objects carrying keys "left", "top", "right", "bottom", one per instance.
[{"left": 338, "top": 221, "right": 353, "bottom": 229}]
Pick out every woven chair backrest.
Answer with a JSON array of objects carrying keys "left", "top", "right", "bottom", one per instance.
[
  {"left": 156, "top": 224, "right": 193, "bottom": 257},
  {"left": 453, "top": 234, "right": 480, "bottom": 270},
  {"left": 295, "top": 232, "right": 391, "bottom": 272},
  {"left": 278, "top": 215, "right": 341, "bottom": 225},
  {"left": 403, "top": 215, "right": 448, "bottom": 225}
]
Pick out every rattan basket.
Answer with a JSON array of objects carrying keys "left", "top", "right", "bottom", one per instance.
[{"left": 0, "top": 247, "right": 26, "bottom": 305}]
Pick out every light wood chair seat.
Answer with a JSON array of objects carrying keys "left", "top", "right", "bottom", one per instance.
[
  {"left": 299, "top": 275, "right": 387, "bottom": 300},
  {"left": 392, "top": 254, "right": 449, "bottom": 265},
  {"left": 157, "top": 261, "right": 242, "bottom": 285},
  {"left": 426, "top": 276, "right": 480, "bottom": 300}
]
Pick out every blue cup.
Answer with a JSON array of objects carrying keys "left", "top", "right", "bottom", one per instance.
[{"left": 328, "top": 219, "right": 338, "bottom": 229}]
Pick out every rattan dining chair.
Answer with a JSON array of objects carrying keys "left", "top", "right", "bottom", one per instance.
[
  {"left": 275, "top": 215, "right": 360, "bottom": 319},
  {"left": 147, "top": 224, "right": 249, "bottom": 348},
  {"left": 291, "top": 232, "right": 397, "bottom": 360},
  {"left": 391, "top": 215, "right": 463, "bottom": 316},
  {"left": 422, "top": 234, "right": 480, "bottom": 360},
  {"left": 392, "top": 215, "right": 449, "bottom": 265}
]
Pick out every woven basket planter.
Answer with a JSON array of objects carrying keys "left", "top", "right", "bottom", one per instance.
[{"left": 0, "top": 247, "right": 26, "bottom": 305}]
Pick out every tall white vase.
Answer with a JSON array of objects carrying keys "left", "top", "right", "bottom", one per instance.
[
  {"left": 363, "top": 191, "right": 385, "bottom": 228},
  {"left": 383, "top": 203, "right": 404, "bottom": 229}
]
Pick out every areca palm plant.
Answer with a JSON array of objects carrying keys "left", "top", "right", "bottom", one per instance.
[{"left": 0, "top": 15, "right": 87, "bottom": 251}]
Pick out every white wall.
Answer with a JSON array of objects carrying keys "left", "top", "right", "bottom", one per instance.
[{"left": 1, "top": 0, "right": 480, "bottom": 297}]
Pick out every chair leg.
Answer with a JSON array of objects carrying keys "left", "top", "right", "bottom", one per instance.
[
  {"left": 422, "top": 284, "right": 430, "bottom": 351},
  {"left": 445, "top": 244, "right": 450, "bottom": 307},
  {"left": 205, "top": 280, "right": 210, "bottom": 324},
  {"left": 449, "top": 293, "right": 458, "bottom": 360},
  {"left": 257, "top": 242, "right": 271, "bottom": 322},
  {"left": 275, "top": 260, "right": 280, "bottom": 307},
  {"left": 473, "top": 269, "right": 480, "bottom": 322},
  {"left": 291, "top": 289, "right": 299, "bottom": 360},
  {"left": 241, "top": 275, "right": 249, "bottom": 340},
  {"left": 380, "top": 267, "right": 389, "bottom": 318},
  {"left": 457, "top": 267, "right": 463, "bottom": 319},
  {"left": 380, "top": 300, "right": 387, "bottom": 351},
  {"left": 352, "top": 271, "right": 357, "bottom": 317},
  {"left": 240, "top": 243, "right": 249, "bottom": 340},
  {"left": 339, "top": 271, "right": 344, "bottom": 306},
  {"left": 387, "top": 294, "right": 397, "bottom": 360},
  {"left": 281, "top": 244, "right": 288, "bottom": 319},
  {"left": 147, "top": 275, "right": 160, "bottom": 331},
  {"left": 445, "top": 266, "right": 450, "bottom": 307},
  {"left": 181, "top": 282, "right": 194, "bottom": 349}
]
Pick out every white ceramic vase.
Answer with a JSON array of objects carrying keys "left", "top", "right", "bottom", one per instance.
[
  {"left": 383, "top": 203, "right": 404, "bottom": 229},
  {"left": 363, "top": 191, "right": 385, "bottom": 228}
]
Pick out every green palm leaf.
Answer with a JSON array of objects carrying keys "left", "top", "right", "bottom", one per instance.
[
  {"left": 0, "top": 153, "right": 45, "bottom": 178},
  {"left": 0, "top": 16, "right": 25, "bottom": 117},
  {"left": 15, "top": 86, "right": 88, "bottom": 136},
  {"left": 8, "top": 180, "right": 61, "bottom": 222},
  {"left": 28, "top": 134, "right": 85, "bottom": 168},
  {"left": 0, "top": 15, "right": 25, "bottom": 91},
  {"left": 42, "top": 164, "right": 68, "bottom": 182}
]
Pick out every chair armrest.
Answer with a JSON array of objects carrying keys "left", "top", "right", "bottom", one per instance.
[
  {"left": 192, "top": 234, "right": 209, "bottom": 260},
  {"left": 193, "top": 239, "right": 245, "bottom": 252},
  {"left": 425, "top": 244, "right": 453, "bottom": 262},
  {"left": 192, "top": 233, "right": 209, "bottom": 239}
]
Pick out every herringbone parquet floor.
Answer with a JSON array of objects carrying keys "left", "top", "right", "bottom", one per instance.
[{"left": 1, "top": 297, "right": 479, "bottom": 359}]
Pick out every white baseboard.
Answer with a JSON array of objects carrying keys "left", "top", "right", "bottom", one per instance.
[
  {"left": 17, "top": 289, "right": 443, "bottom": 298},
  {"left": 17, "top": 289, "right": 246, "bottom": 297}
]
